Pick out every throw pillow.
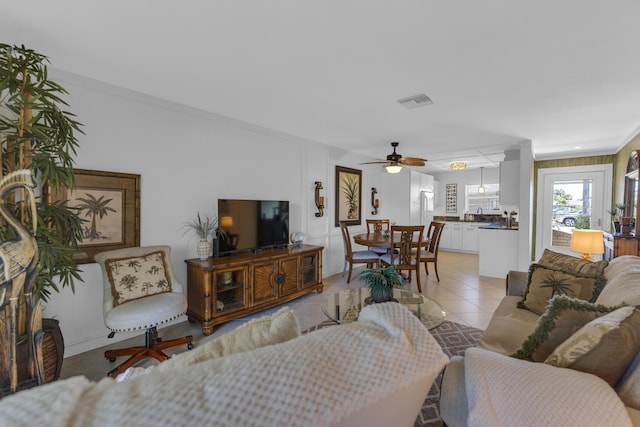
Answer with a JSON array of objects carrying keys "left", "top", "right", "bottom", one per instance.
[
  {"left": 511, "top": 295, "right": 618, "bottom": 362},
  {"left": 517, "top": 264, "right": 597, "bottom": 315},
  {"left": 105, "top": 251, "right": 172, "bottom": 307},
  {"left": 538, "top": 248, "right": 608, "bottom": 277},
  {"left": 154, "top": 306, "right": 301, "bottom": 372},
  {"left": 115, "top": 306, "right": 301, "bottom": 381},
  {"left": 544, "top": 305, "right": 640, "bottom": 386}
]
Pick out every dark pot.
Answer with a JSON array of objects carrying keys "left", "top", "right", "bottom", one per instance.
[{"left": 17, "top": 318, "right": 64, "bottom": 384}]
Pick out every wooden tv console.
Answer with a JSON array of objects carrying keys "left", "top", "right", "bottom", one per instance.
[{"left": 185, "top": 244, "right": 323, "bottom": 335}]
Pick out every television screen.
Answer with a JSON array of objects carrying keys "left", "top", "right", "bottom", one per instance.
[{"left": 217, "top": 199, "right": 289, "bottom": 255}]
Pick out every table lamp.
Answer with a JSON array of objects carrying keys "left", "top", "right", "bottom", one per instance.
[{"left": 570, "top": 229, "right": 604, "bottom": 260}]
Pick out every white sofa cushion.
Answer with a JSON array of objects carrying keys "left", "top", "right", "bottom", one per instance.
[{"left": 0, "top": 302, "right": 448, "bottom": 427}]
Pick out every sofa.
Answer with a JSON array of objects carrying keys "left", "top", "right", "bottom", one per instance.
[
  {"left": 440, "top": 251, "right": 640, "bottom": 427},
  {"left": 0, "top": 302, "right": 448, "bottom": 427}
]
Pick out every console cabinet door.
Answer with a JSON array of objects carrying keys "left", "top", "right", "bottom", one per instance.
[
  {"left": 300, "top": 252, "right": 320, "bottom": 288},
  {"left": 252, "top": 261, "right": 278, "bottom": 305},
  {"left": 279, "top": 257, "right": 300, "bottom": 297},
  {"left": 213, "top": 266, "right": 249, "bottom": 314}
]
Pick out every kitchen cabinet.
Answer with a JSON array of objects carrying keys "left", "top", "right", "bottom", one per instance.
[
  {"left": 462, "top": 223, "right": 490, "bottom": 252},
  {"left": 439, "top": 223, "right": 451, "bottom": 249},
  {"left": 500, "top": 160, "right": 519, "bottom": 205},
  {"left": 440, "top": 221, "right": 489, "bottom": 253},
  {"left": 449, "top": 222, "right": 463, "bottom": 250}
]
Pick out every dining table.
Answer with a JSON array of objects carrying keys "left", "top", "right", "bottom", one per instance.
[{"left": 353, "top": 231, "right": 429, "bottom": 249}]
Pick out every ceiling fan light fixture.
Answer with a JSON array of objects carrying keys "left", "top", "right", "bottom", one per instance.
[
  {"left": 385, "top": 164, "right": 403, "bottom": 174},
  {"left": 450, "top": 161, "right": 466, "bottom": 170}
]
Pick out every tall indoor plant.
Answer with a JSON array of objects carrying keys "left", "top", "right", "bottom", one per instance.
[
  {"left": 0, "top": 43, "right": 84, "bottom": 302},
  {"left": 0, "top": 43, "right": 84, "bottom": 385}
]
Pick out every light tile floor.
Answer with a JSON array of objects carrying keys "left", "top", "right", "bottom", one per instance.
[{"left": 60, "top": 251, "right": 506, "bottom": 381}]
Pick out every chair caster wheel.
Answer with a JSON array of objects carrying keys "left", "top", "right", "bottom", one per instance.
[
  {"left": 187, "top": 343, "right": 194, "bottom": 350},
  {"left": 108, "top": 357, "right": 116, "bottom": 363},
  {"left": 156, "top": 337, "right": 163, "bottom": 343}
]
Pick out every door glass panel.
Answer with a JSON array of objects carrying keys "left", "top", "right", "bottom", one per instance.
[{"left": 551, "top": 179, "right": 593, "bottom": 247}]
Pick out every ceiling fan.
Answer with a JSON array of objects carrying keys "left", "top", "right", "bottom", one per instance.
[{"left": 361, "top": 142, "right": 427, "bottom": 173}]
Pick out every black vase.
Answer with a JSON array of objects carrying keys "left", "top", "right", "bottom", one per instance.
[
  {"left": 212, "top": 238, "right": 220, "bottom": 257},
  {"left": 613, "top": 221, "right": 622, "bottom": 234}
]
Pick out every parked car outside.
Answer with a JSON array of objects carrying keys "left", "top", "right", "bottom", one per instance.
[{"left": 552, "top": 207, "right": 583, "bottom": 227}]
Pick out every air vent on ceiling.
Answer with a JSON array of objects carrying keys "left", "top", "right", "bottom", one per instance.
[{"left": 397, "top": 93, "right": 433, "bottom": 109}]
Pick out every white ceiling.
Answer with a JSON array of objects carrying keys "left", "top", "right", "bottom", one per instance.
[{"left": 5, "top": 1, "right": 640, "bottom": 172}]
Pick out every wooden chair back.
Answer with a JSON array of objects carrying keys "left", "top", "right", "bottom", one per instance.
[
  {"left": 426, "top": 221, "right": 446, "bottom": 257},
  {"left": 366, "top": 219, "right": 390, "bottom": 234},
  {"left": 389, "top": 225, "right": 424, "bottom": 269},
  {"left": 339, "top": 221, "right": 354, "bottom": 258}
]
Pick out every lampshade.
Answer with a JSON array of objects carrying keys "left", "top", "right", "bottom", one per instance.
[
  {"left": 570, "top": 229, "right": 604, "bottom": 260},
  {"left": 450, "top": 161, "right": 466, "bottom": 170},
  {"left": 385, "top": 164, "right": 402, "bottom": 174},
  {"left": 219, "top": 216, "right": 233, "bottom": 228}
]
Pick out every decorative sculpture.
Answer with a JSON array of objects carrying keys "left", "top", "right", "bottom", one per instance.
[{"left": 0, "top": 170, "right": 41, "bottom": 395}]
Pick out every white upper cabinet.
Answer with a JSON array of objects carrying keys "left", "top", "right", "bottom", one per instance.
[{"left": 500, "top": 160, "right": 519, "bottom": 206}]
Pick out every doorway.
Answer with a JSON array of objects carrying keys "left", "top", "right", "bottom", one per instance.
[{"left": 536, "top": 164, "right": 612, "bottom": 260}]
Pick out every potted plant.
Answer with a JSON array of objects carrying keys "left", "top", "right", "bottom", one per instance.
[
  {"left": 608, "top": 203, "right": 626, "bottom": 233},
  {"left": 359, "top": 266, "right": 405, "bottom": 303},
  {"left": 0, "top": 44, "right": 84, "bottom": 384},
  {"left": 183, "top": 212, "right": 225, "bottom": 260}
]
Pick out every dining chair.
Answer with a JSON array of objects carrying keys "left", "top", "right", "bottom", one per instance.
[
  {"left": 380, "top": 225, "right": 424, "bottom": 292},
  {"left": 339, "top": 221, "right": 381, "bottom": 283},
  {"left": 366, "top": 219, "right": 391, "bottom": 254},
  {"left": 420, "top": 221, "right": 446, "bottom": 282}
]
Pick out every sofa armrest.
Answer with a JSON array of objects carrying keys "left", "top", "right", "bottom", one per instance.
[
  {"left": 440, "top": 356, "right": 469, "bottom": 427},
  {"left": 506, "top": 270, "right": 528, "bottom": 296}
]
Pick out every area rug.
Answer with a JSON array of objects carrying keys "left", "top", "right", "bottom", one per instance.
[
  {"left": 303, "top": 319, "right": 483, "bottom": 427},
  {"left": 414, "top": 320, "right": 483, "bottom": 427}
]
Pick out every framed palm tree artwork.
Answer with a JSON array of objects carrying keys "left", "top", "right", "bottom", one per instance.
[
  {"left": 335, "top": 166, "right": 362, "bottom": 227},
  {"left": 44, "top": 169, "right": 140, "bottom": 264}
]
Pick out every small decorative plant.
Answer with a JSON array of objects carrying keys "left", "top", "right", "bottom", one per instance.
[
  {"left": 183, "top": 212, "right": 219, "bottom": 240},
  {"left": 608, "top": 203, "right": 626, "bottom": 233},
  {"left": 608, "top": 203, "right": 626, "bottom": 222},
  {"left": 183, "top": 212, "right": 226, "bottom": 260},
  {"left": 359, "top": 266, "right": 405, "bottom": 303}
]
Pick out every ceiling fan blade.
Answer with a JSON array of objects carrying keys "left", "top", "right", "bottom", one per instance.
[
  {"left": 360, "top": 161, "right": 389, "bottom": 165},
  {"left": 399, "top": 157, "right": 427, "bottom": 166}
]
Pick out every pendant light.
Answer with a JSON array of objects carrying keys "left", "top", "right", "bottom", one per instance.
[{"left": 478, "top": 167, "right": 485, "bottom": 194}]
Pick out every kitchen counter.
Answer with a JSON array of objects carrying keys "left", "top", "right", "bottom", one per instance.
[
  {"left": 479, "top": 222, "right": 519, "bottom": 230},
  {"left": 478, "top": 227, "right": 519, "bottom": 278},
  {"left": 433, "top": 215, "right": 503, "bottom": 223}
]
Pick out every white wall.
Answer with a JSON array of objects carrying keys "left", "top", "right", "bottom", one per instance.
[{"left": 42, "top": 71, "right": 405, "bottom": 356}]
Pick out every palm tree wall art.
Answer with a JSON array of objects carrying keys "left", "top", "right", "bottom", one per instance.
[{"left": 335, "top": 166, "right": 362, "bottom": 227}]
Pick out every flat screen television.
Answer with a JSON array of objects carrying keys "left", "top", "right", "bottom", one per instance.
[{"left": 217, "top": 199, "right": 290, "bottom": 255}]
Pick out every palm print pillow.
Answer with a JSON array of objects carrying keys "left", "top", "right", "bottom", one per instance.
[{"left": 105, "top": 251, "right": 172, "bottom": 306}]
